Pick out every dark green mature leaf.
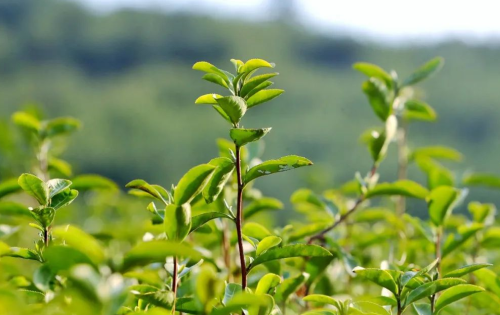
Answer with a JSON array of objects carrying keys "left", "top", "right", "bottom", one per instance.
[
  {"left": 434, "top": 284, "right": 484, "bottom": 313},
  {"left": 255, "top": 273, "right": 281, "bottom": 295},
  {"left": 43, "top": 117, "right": 81, "bottom": 138},
  {"left": 46, "top": 179, "right": 72, "bottom": 198},
  {"left": 0, "top": 178, "right": 22, "bottom": 199},
  {"left": 352, "top": 267, "right": 398, "bottom": 295},
  {"left": 365, "top": 180, "right": 429, "bottom": 199},
  {"left": 190, "top": 212, "right": 233, "bottom": 233},
  {"left": 463, "top": 173, "right": 500, "bottom": 189},
  {"left": 230, "top": 128, "right": 271, "bottom": 147},
  {"left": 410, "top": 146, "right": 463, "bottom": 162},
  {"left": 402, "top": 57, "right": 444, "bottom": 86},
  {"left": 212, "top": 105, "right": 233, "bottom": 124},
  {"left": 362, "top": 78, "right": 392, "bottom": 121},
  {"left": 246, "top": 89, "right": 284, "bottom": 108},
  {"left": 256, "top": 236, "right": 282, "bottom": 256},
  {"left": 122, "top": 240, "right": 202, "bottom": 271},
  {"left": 243, "top": 155, "right": 312, "bottom": 185},
  {"left": 51, "top": 225, "right": 105, "bottom": 265},
  {"left": 192, "top": 61, "right": 229, "bottom": 83},
  {"left": 353, "top": 62, "right": 393, "bottom": 86},
  {"left": 412, "top": 303, "right": 432, "bottom": 315},
  {"left": 50, "top": 188, "right": 78, "bottom": 210},
  {"left": 405, "top": 278, "right": 466, "bottom": 306},
  {"left": 444, "top": 263, "right": 492, "bottom": 278},
  {"left": 203, "top": 157, "right": 234, "bottom": 203},
  {"left": 215, "top": 96, "right": 247, "bottom": 125},
  {"left": 428, "top": 186, "right": 459, "bottom": 226},
  {"left": 403, "top": 100, "right": 437, "bottom": 121},
  {"left": 249, "top": 244, "right": 331, "bottom": 270},
  {"left": 239, "top": 59, "right": 275, "bottom": 74},
  {"left": 12, "top": 111, "right": 41, "bottom": 133},
  {"left": 442, "top": 223, "right": 483, "bottom": 257},
  {"left": 244, "top": 197, "right": 283, "bottom": 219},
  {"left": 174, "top": 164, "right": 216, "bottom": 205},
  {"left": 275, "top": 273, "right": 309, "bottom": 303},
  {"left": 240, "top": 73, "right": 278, "bottom": 97},
  {"left": 18, "top": 173, "right": 49, "bottom": 206},
  {"left": 164, "top": 204, "right": 191, "bottom": 242},
  {"left": 195, "top": 93, "right": 223, "bottom": 105},
  {"left": 71, "top": 174, "right": 118, "bottom": 191},
  {"left": 0, "top": 202, "right": 32, "bottom": 217}
]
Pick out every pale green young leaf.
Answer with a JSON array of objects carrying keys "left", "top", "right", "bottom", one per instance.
[
  {"left": 43, "top": 117, "right": 81, "bottom": 138},
  {"left": 240, "top": 73, "right": 278, "bottom": 97},
  {"left": 46, "top": 179, "right": 72, "bottom": 198},
  {"left": 402, "top": 57, "right": 444, "bottom": 87},
  {"left": 192, "top": 61, "right": 229, "bottom": 83},
  {"left": 126, "top": 179, "right": 166, "bottom": 203},
  {"left": 256, "top": 236, "right": 282, "bottom": 256},
  {"left": 443, "top": 263, "right": 492, "bottom": 278},
  {"left": 202, "top": 73, "right": 229, "bottom": 88},
  {"left": 410, "top": 146, "right": 463, "bottom": 162},
  {"left": 195, "top": 94, "right": 223, "bottom": 105},
  {"left": 164, "top": 204, "right": 191, "bottom": 242},
  {"left": 463, "top": 173, "right": 500, "bottom": 188},
  {"left": 18, "top": 173, "right": 49, "bottom": 206},
  {"left": 353, "top": 62, "right": 392, "bottom": 86},
  {"left": 468, "top": 202, "right": 496, "bottom": 224},
  {"left": 403, "top": 100, "right": 437, "bottom": 121},
  {"left": 352, "top": 267, "right": 398, "bottom": 295},
  {"left": 239, "top": 59, "right": 275, "bottom": 74},
  {"left": 51, "top": 225, "right": 105, "bottom": 266},
  {"left": 242, "top": 222, "right": 272, "bottom": 240},
  {"left": 31, "top": 207, "right": 55, "bottom": 228},
  {"left": 412, "top": 303, "right": 432, "bottom": 315},
  {"left": 350, "top": 301, "right": 391, "bottom": 315},
  {"left": 223, "top": 283, "right": 242, "bottom": 305},
  {"left": 0, "top": 178, "right": 22, "bottom": 199},
  {"left": 365, "top": 180, "right": 429, "bottom": 199},
  {"left": 442, "top": 223, "right": 483, "bottom": 257},
  {"left": 255, "top": 273, "right": 281, "bottom": 295},
  {"left": 428, "top": 186, "right": 459, "bottom": 226},
  {"left": 174, "top": 164, "right": 216, "bottom": 205},
  {"left": 244, "top": 81, "right": 274, "bottom": 100},
  {"left": 190, "top": 212, "right": 233, "bottom": 233},
  {"left": 244, "top": 197, "right": 283, "bottom": 219},
  {"left": 71, "top": 174, "right": 118, "bottom": 191},
  {"left": 303, "top": 294, "right": 342, "bottom": 310},
  {"left": 12, "top": 111, "right": 41, "bottom": 133}
]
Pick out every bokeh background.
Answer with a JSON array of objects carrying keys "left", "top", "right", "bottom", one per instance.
[{"left": 1, "top": 0, "right": 499, "bottom": 216}]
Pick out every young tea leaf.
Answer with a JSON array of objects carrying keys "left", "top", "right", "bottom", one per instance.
[
  {"left": 243, "top": 155, "right": 313, "bottom": 185},
  {"left": 434, "top": 284, "right": 484, "bottom": 313},
  {"left": 18, "top": 173, "right": 49, "bottom": 206},
  {"left": 402, "top": 57, "right": 444, "bottom": 87},
  {"left": 203, "top": 157, "right": 234, "bottom": 203},
  {"left": 246, "top": 89, "right": 284, "bottom": 108},
  {"left": 164, "top": 203, "right": 191, "bottom": 242},
  {"left": 174, "top": 164, "right": 216, "bottom": 205},
  {"left": 248, "top": 244, "right": 331, "bottom": 271},
  {"left": 428, "top": 186, "right": 459, "bottom": 226},
  {"left": 230, "top": 128, "right": 271, "bottom": 147}
]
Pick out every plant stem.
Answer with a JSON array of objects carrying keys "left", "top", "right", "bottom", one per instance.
[
  {"left": 396, "top": 119, "right": 408, "bottom": 216},
  {"left": 308, "top": 164, "right": 377, "bottom": 244},
  {"left": 172, "top": 256, "right": 178, "bottom": 314},
  {"left": 43, "top": 226, "right": 50, "bottom": 247},
  {"left": 431, "top": 227, "right": 442, "bottom": 313},
  {"left": 397, "top": 297, "right": 403, "bottom": 315},
  {"left": 234, "top": 144, "right": 247, "bottom": 289}
]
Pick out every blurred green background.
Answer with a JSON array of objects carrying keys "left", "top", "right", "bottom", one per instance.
[{"left": 0, "top": 0, "right": 499, "bottom": 215}]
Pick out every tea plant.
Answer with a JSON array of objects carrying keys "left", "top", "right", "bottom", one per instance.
[{"left": 0, "top": 58, "right": 500, "bottom": 315}]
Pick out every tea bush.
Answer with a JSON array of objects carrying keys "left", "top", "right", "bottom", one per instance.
[{"left": 1, "top": 57, "right": 500, "bottom": 315}]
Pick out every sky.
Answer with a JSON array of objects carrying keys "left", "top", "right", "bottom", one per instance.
[{"left": 72, "top": 0, "right": 500, "bottom": 44}]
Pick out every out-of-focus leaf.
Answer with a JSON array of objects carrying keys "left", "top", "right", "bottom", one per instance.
[
  {"left": 256, "top": 236, "right": 282, "bottom": 256},
  {"left": 71, "top": 175, "right": 118, "bottom": 191},
  {"left": 51, "top": 225, "right": 105, "bottom": 265},
  {"left": 365, "top": 180, "right": 429, "bottom": 199},
  {"left": 410, "top": 146, "right": 462, "bottom": 162},
  {"left": 244, "top": 197, "right": 283, "bottom": 219},
  {"left": 255, "top": 273, "right": 281, "bottom": 295},
  {"left": 18, "top": 173, "right": 49, "bottom": 205},
  {"left": 353, "top": 62, "right": 392, "bottom": 86},
  {"left": 463, "top": 173, "right": 500, "bottom": 189},
  {"left": 434, "top": 284, "right": 484, "bottom": 313},
  {"left": 442, "top": 223, "right": 483, "bottom": 257},
  {"left": 402, "top": 57, "right": 444, "bottom": 86},
  {"left": 428, "top": 186, "right": 459, "bottom": 226},
  {"left": 190, "top": 212, "right": 233, "bottom": 233},
  {"left": 0, "top": 178, "right": 22, "bottom": 199},
  {"left": 443, "top": 263, "right": 492, "bottom": 278},
  {"left": 403, "top": 100, "right": 437, "bottom": 121},
  {"left": 43, "top": 117, "right": 81, "bottom": 138}
]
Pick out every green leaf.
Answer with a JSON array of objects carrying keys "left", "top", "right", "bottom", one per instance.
[
  {"left": 362, "top": 78, "right": 392, "bottom": 121},
  {"left": 71, "top": 174, "right": 118, "bottom": 191},
  {"left": 215, "top": 96, "right": 247, "bottom": 125},
  {"left": 230, "top": 128, "right": 271, "bottom": 147},
  {"left": 365, "top": 180, "right": 429, "bottom": 199},
  {"left": 1, "top": 247, "right": 40, "bottom": 261},
  {"left": 248, "top": 244, "right": 331, "bottom": 271},
  {"left": 444, "top": 263, "right": 492, "bottom": 278},
  {"left": 122, "top": 240, "right": 202, "bottom": 271},
  {"left": 288, "top": 222, "right": 331, "bottom": 243},
  {"left": 246, "top": 89, "right": 284, "bottom": 108},
  {"left": 244, "top": 81, "right": 274, "bottom": 100},
  {"left": 192, "top": 61, "right": 229, "bottom": 83},
  {"left": 176, "top": 297, "right": 202, "bottom": 314},
  {"left": 202, "top": 73, "right": 229, "bottom": 88},
  {"left": 213, "top": 292, "right": 274, "bottom": 315},
  {"left": 0, "top": 201, "right": 32, "bottom": 217},
  {"left": 428, "top": 186, "right": 459, "bottom": 226},
  {"left": 230, "top": 58, "right": 244, "bottom": 72},
  {"left": 412, "top": 303, "right": 432, "bottom": 315},
  {"left": 164, "top": 203, "right": 191, "bottom": 242},
  {"left": 31, "top": 207, "right": 55, "bottom": 228},
  {"left": 244, "top": 197, "right": 283, "bottom": 219},
  {"left": 12, "top": 111, "right": 41, "bottom": 133},
  {"left": 43, "top": 117, "right": 81, "bottom": 138},
  {"left": 469, "top": 202, "right": 496, "bottom": 224},
  {"left": 0, "top": 178, "right": 22, "bottom": 199},
  {"left": 352, "top": 267, "right": 398, "bottom": 295},
  {"left": 442, "top": 223, "right": 483, "bottom": 257},
  {"left": 46, "top": 179, "right": 72, "bottom": 198},
  {"left": 255, "top": 273, "right": 281, "bottom": 295},
  {"left": 405, "top": 278, "right": 466, "bottom": 306},
  {"left": 363, "top": 115, "right": 397, "bottom": 163},
  {"left": 350, "top": 301, "right": 391, "bottom": 315},
  {"left": 203, "top": 157, "right": 234, "bottom": 203},
  {"left": 130, "top": 285, "right": 175, "bottom": 309},
  {"left": 401, "top": 259, "right": 439, "bottom": 288},
  {"left": 256, "top": 236, "right": 282, "bottom": 256},
  {"left": 223, "top": 283, "right": 242, "bottom": 305},
  {"left": 174, "top": 164, "right": 216, "bottom": 205},
  {"left": 434, "top": 284, "right": 484, "bottom": 313},
  {"left": 303, "top": 294, "right": 342, "bottom": 310},
  {"left": 463, "top": 173, "right": 500, "bottom": 189},
  {"left": 18, "top": 173, "right": 49, "bottom": 206},
  {"left": 403, "top": 100, "right": 437, "bottom": 121},
  {"left": 190, "top": 212, "right": 233, "bottom": 233},
  {"left": 239, "top": 59, "right": 275, "bottom": 74},
  {"left": 243, "top": 155, "right": 313, "bottom": 185},
  {"left": 51, "top": 225, "right": 105, "bottom": 266},
  {"left": 195, "top": 93, "right": 222, "bottom": 105},
  {"left": 126, "top": 179, "right": 167, "bottom": 203},
  {"left": 0, "top": 242, "right": 11, "bottom": 256},
  {"left": 212, "top": 105, "right": 233, "bottom": 124},
  {"left": 410, "top": 146, "right": 463, "bottom": 162},
  {"left": 402, "top": 57, "right": 444, "bottom": 86},
  {"left": 50, "top": 188, "right": 78, "bottom": 210},
  {"left": 353, "top": 62, "right": 393, "bottom": 86},
  {"left": 242, "top": 222, "right": 272, "bottom": 240},
  {"left": 48, "top": 157, "right": 73, "bottom": 177},
  {"left": 240, "top": 73, "right": 278, "bottom": 97},
  {"left": 44, "top": 245, "right": 95, "bottom": 273},
  {"left": 275, "top": 273, "right": 309, "bottom": 303}
]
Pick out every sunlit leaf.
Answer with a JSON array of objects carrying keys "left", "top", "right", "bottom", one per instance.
[
  {"left": 352, "top": 267, "right": 398, "bottom": 295},
  {"left": 230, "top": 128, "right": 271, "bottom": 147},
  {"left": 243, "top": 155, "right": 312, "bottom": 185},
  {"left": 248, "top": 244, "right": 331, "bottom": 271},
  {"left": 365, "top": 180, "right": 429, "bottom": 199},
  {"left": 434, "top": 284, "right": 484, "bottom": 313},
  {"left": 18, "top": 173, "right": 49, "bottom": 206},
  {"left": 246, "top": 89, "right": 284, "bottom": 108},
  {"left": 174, "top": 164, "right": 216, "bottom": 205}
]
